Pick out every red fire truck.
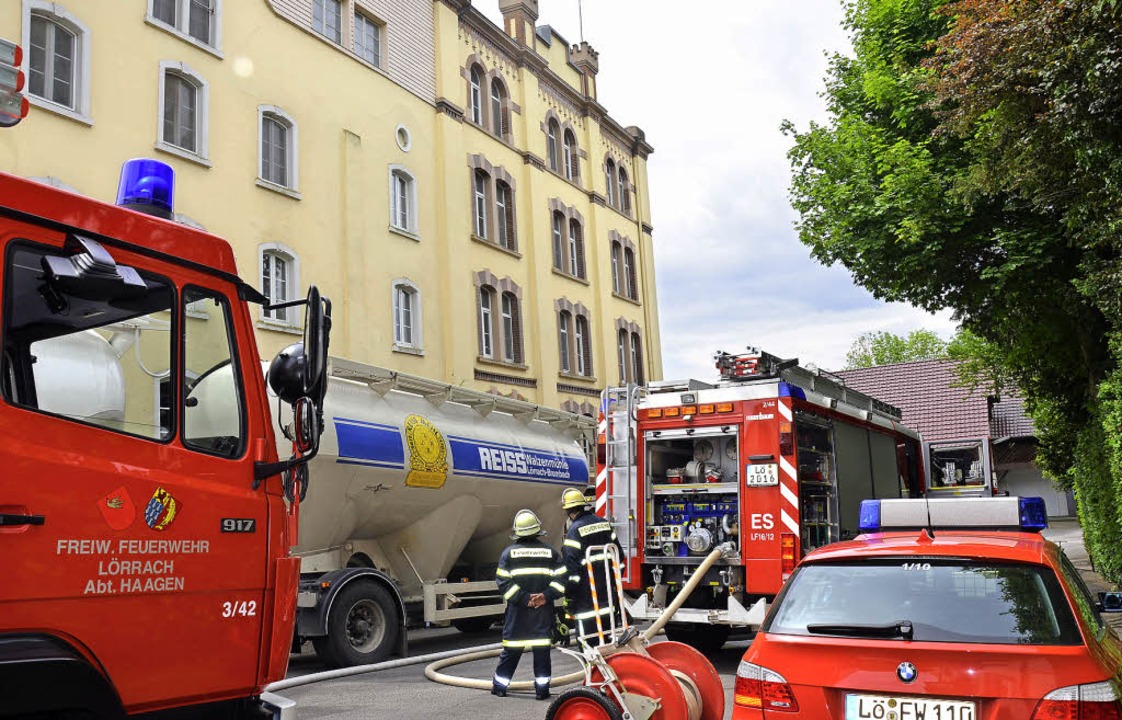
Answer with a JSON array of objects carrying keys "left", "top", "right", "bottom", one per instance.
[
  {"left": 0, "top": 159, "right": 330, "bottom": 718},
  {"left": 597, "top": 348, "right": 925, "bottom": 651}
]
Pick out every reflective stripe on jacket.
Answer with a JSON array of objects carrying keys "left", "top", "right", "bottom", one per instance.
[
  {"left": 496, "top": 537, "right": 567, "bottom": 643},
  {"left": 562, "top": 510, "right": 622, "bottom": 614}
]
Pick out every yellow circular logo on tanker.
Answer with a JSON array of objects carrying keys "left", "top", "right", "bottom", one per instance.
[{"left": 404, "top": 414, "right": 449, "bottom": 488}]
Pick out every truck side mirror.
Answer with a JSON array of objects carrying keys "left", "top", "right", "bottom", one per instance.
[{"left": 303, "top": 286, "right": 330, "bottom": 402}]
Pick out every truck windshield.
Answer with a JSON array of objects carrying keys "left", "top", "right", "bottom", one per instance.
[
  {"left": 2, "top": 242, "right": 174, "bottom": 441},
  {"left": 764, "top": 559, "right": 1083, "bottom": 645}
]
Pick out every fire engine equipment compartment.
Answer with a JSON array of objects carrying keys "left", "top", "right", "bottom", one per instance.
[{"left": 643, "top": 428, "right": 742, "bottom": 597}]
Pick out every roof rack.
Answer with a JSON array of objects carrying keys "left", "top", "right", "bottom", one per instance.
[{"left": 328, "top": 357, "right": 596, "bottom": 440}]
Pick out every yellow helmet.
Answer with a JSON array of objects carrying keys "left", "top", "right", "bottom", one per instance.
[
  {"left": 512, "top": 509, "right": 545, "bottom": 538},
  {"left": 561, "top": 487, "right": 589, "bottom": 511}
]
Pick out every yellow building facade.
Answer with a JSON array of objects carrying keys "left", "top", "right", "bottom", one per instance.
[{"left": 0, "top": 0, "right": 661, "bottom": 411}]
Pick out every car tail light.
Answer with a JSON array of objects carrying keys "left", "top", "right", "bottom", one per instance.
[
  {"left": 735, "top": 660, "right": 799, "bottom": 712},
  {"left": 1031, "top": 680, "right": 1122, "bottom": 720}
]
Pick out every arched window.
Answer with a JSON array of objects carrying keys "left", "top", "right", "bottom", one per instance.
[
  {"left": 258, "top": 243, "right": 300, "bottom": 327},
  {"left": 605, "top": 158, "right": 616, "bottom": 207},
  {"left": 611, "top": 241, "right": 623, "bottom": 294},
  {"left": 392, "top": 280, "right": 422, "bottom": 349},
  {"left": 617, "top": 329, "right": 628, "bottom": 384},
  {"left": 151, "top": 0, "right": 219, "bottom": 47},
  {"left": 618, "top": 168, "right": 631, "bottom": 214},
  {"left": 478, "top": 285, "right": 495, "bottom": 358},
  {"left": 259, "top": 105, "right": 298, "bottom": 191},
  {"left": 501, "top": 292, "right": 522, "bottom": 364},
  {"left": 624, "top": 247, "right": 637, "bottom": 300},
  {"left": 469, "top": 65, "right": 483, "bottom": 125},
  {"left": 551, "top": 211, "right": 565, "bottom": 271},
  {"left": 159, "top": 62, "right": 209, "bottom": 158},
  {"left": 631, "top": 332, "right": 645, "bottom": 384},
  {"left": 563, "top": 130, "right": 577, "bottom": 181},
  {"left": 473, "top": 170, "right": 489, "bottom": 239},
  {"left": 558, "top": 310, "right": 572, "bottom": 373},
  {"left": 568, "top": 220, "right": 585, "bottom": 280},
  {"left": 546, "top": 119, "right": 560, "bottom": 172},
  {"left": 490, "top": 78, "right": 507, "bottom": 137},
  {"left": 575, "top": 315, "right": 591, "bottom": 377}
]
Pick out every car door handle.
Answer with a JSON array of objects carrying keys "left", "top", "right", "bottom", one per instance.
[{"left": 0, "top": 513, "right": 45, "bottom": 526}]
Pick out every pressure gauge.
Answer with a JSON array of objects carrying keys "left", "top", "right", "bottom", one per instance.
[
  {"left": 725, "top": 438, "right": 737, "bottom": 460},
  {"left": 694, "top": 439, "right": 714, "bottom": 462}
]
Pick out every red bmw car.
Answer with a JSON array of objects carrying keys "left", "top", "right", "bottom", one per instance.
[{"left": 733, "top": 497, "right": 1122, "bottom": 719}]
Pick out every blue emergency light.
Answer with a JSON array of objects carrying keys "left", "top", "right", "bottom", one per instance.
[
  {"left": 858, "top": 496, "right": 1048, "bottom": 533},
  {"left": 116, "top": 158, "right": 175, "bottom": 219}
]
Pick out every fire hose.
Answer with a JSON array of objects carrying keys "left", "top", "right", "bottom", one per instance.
[{"left": 422, "top": 543, "right": 731, "bottom": 691}]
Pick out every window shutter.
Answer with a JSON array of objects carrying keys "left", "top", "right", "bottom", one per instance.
[{"left": 502, "top": 108, "right": 511, "bottom": 138}]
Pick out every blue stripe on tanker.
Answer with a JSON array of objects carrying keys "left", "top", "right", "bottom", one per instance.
[
  {"left": 334, "top": 419, "right": 406, "bottom": 466},
  {"left": 332, "top": 419, "right": 588, "bottom": 485}
]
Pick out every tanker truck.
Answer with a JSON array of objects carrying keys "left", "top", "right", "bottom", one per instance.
[{"left": 284, "top": 358, "right": 596, "bottom": 667}]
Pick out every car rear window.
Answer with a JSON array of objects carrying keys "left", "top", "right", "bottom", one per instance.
[{"left": 764, "top": 559, "right": 1083, "bottom": 645}]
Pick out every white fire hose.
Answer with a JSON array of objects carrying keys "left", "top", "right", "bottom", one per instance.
[{"left": 422, "top": 544, "right": 731, "bottom": 691}]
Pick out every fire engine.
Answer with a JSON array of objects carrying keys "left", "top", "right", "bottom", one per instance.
[
  {"left": 597, "top": 348, "right": 926, "bottom": 650},
  {"left": 0, "top": 158, "right": 330, "bottom": 718}
]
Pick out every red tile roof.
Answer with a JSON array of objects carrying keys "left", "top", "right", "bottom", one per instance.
[
  {"left": 835, "top": 360, "right": 992, "bottom": 442},
  {"left": 990, "top": 395, "right": 1036, "bottom": 438}
]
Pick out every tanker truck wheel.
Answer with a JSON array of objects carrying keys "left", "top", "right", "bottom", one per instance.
[
  {"left": 313, "top": 580, "right": 400, "bottom": 668},
  {"left": 546, "top": 688, "right": 623, "bottom": 720},
  {"left": 664, "top": 624, "right": 730, "bottom": 655}
]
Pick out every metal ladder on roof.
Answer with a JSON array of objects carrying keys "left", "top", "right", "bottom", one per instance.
[{"left": 600, "top": 384, "right": 645, "bottom": 582}]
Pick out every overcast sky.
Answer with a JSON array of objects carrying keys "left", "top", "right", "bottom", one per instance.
[{"left": 479, "top": 1, "right": 958, "bottom": 379}]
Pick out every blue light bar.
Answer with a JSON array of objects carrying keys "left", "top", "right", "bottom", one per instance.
[
  {"left": 1019, "top": 496, "right": 1048, "bottom": 531},
  {"left": 116, "top": 158, "right": 174, "bottom": 219},
  {"left": 859, "top": 499, "right": 881, "bottom": 532},
  {"left": 778, "top": 382, "right": 806, "bottom": 401}
]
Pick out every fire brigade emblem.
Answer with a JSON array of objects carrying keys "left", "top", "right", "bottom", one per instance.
[
  {"left": 98, "top": 485, "right": 136, "bottom": 531},
  {"left": 404, "top": 414, "right": 449, "bottom": 489},
  {"left": 144, "top": 487, "right": 179, "bottom": 531}
]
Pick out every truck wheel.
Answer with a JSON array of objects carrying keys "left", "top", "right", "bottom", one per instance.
[
  {"left": 451, "top": 617, "right": 495, "bottom": 634},
  {"left": 546, "top": 688, "right": 623, "bottom": 720},
  {"left": 314, "top": 580, "right": 400, "bottom": 668},
  {"left": 664, "top": 624, "right": 730, "bottom": 654}
]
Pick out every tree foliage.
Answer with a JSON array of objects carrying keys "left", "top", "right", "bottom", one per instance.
[
  {"left": 787, "top": 0, "right": 1122, "bottom": 579},
  {"left": 845, "top": 329, "right": 948, "bottom": 368}
]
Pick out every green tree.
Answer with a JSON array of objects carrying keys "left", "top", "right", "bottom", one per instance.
[
  {"left": 845, "top": 329, "right": 948, "bottom": 368},
  {"left": 786, "top": 0, "right": 1122, "bottom": 579}
]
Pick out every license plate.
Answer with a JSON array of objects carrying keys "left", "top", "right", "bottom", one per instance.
[
  {"left": 845, "top": 693, "right": 975, "bottom": 720},
  {"left": 744, "top": 463, "right": 778, "bottom": 486}
]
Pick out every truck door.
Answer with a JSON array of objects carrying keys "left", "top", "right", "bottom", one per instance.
[{"left": 0, "top": 235, "right": 268, "bottom": 711}]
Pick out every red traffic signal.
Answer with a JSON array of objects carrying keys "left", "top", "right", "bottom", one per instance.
[{"left": 0, "top": 38, "right": 28, "bottom": 127}]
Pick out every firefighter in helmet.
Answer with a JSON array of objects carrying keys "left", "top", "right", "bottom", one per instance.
[
  {"left": 492, "top": 508, "right": 567, "bottom": 700},
  {"left": 561, "top": 487, "right": 623, "bottom": 639}
]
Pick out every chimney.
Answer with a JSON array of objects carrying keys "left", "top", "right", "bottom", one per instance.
[
  {"left": 499, "top": 0, "right": 539, "bottom": 46},
  {"left": 570, "top": 41, "right": 599, "bottom": 99}
]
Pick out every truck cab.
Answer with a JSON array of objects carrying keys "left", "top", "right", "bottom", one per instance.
[{"left": 0, "top": 166, "right": 328, "bottom": 719}]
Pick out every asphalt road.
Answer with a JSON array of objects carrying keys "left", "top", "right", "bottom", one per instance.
[{"left": 282, "top": 628, "right": 752, "bottom": 720}]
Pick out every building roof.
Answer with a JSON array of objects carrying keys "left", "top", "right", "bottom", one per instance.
[
  {"left": 991, "top": 395, "right": 1036, "bottom": 438},
  {"left": 835, "top": 360, "right": 992, "bottom": 443}
]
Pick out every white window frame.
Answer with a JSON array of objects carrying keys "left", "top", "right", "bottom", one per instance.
[
  {"left": 611, "top": 242, "right": 622, "bottom": 294},
  {"left": 617, "top": 329, "right": 628, "bottom": 384},
  {"left": 145, "top": 0, "right": 222, "bottom": 56},
  {"left": 568, "top": 220, "right": 583, "bottom": 279},
  {"left": 563, "top": 131, "right": 576, "bottom": 181},
  {"left": 388, "top": 164, "right": 418, "bottom": 237},
  {"left": 473, "top": 170, "right": 489, "bottom": 239},
  {"left": 21, "top": 1, "right": 93, "bottom": 125},
  {"left": 156, "top": 60, "right": 210, "bottom": 166},
  {"left": 392, "top": 278, "right": 422, "bottom": 351},
  {"left": 495, "top": 181, "right": 510, "bottom": 249},
  {"left": 469, "top": 66, "right": 483, "bottom": 126},
  {"left": 257, "top": 105, "right": 299, "bottom": 196},
  {"left": 551, "top": 212, "right": 564, "bottom": 271},
  {"left": 354, "top": 10, "right": 382, "bottom": 67},
  {"left": 312, "top": 0, "right": 343, "bottom": 44},
  {"left": 623, "top": 248, "right": 636, "bottom": 299},
  {"left": 490, "top": 78, "right": 504, "bottom": 136},
  {"left": 501, "top": 292, "right": 519, "bottom": 364},
  {"left": 605, "top": 159, "right": 616, "bottom": 207},
  {"left": 258, "top": 242, "right": 301, "bottom": 330},
  {"left": 546, "top": 119, "right": 560, "bottom": 172},
  {"left": 575, "top": 314, "right": 590, "bottom": 377},
  {"left": 558, "top": 310, "right": 572, "bottom": 374},
  {"left": 631, "top": 331, "right": 644, "bottom": 384},
  {"left": 618, "top": 168, "right": 631, "bottom": 214},
  {"left": 479, "top": 287, "right": 495, "bottom": 358}
]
